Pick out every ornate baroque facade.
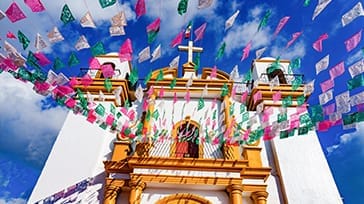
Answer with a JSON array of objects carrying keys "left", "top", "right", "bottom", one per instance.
[{"left": 29, "top": 42, "right": 342, "bottom": 204}]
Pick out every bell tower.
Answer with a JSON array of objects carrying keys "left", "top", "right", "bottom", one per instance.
[{"left": 245, "top": 57, "right": 342, "bottom": 203}]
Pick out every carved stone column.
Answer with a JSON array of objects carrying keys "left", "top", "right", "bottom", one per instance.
[
  {"left": 136, "top": 93, "right": 156, "bottom": 157},
  {"left": 129, "top": 180, "right": 146, "bottom": 204},
  {"left": 226, "top": 184, "right": 244, "bottom": 204},
  {"left": 143, "top": 93, "right": 156, "bottom": 139},
  {"left": 103, "top": 179, "right": 124, "bottom": 204},
  {"left": 223, "top": 95, "right": 231, "bottom": 133},
  {"left": 251, "top": 191, "right": 269, "bottom": 204},
  {"left": 222, "top": 95, "right": 241, "bottom": 160}
]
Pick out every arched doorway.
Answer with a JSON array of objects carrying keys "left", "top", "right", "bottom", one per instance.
[
  {"left": 155, "top": 193, "right": 212, "bottom": 204},
  {"left": 171, "top": 117, "right": 202, "bottom": 158}
]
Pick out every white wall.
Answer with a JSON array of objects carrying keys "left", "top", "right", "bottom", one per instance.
[
  {"left": 260, "top": 141, "right": 283, "bottom": 204},
  {"left": 272, "top": 132, "right": 343, "bottom": 203},
  {"left": 260, "top": 107, "right": 343, "bottom": 204},
  {"left": 28, "top": 111, "right": 118, "bottom": 203}
]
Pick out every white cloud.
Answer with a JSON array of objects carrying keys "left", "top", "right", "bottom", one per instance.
[
  {"left": 1, "top": 178, "right": 9, "bottom": 188},
  {"left": 231, "top": 1, "right": 245, "bottom": 12},
  {"left": 145, "top": 0, "right": 221, "bottom": 54},
  {"left": 223, "top": 20, "right": 271, "bottom": 56},
  {"left": 42, "top": 1, "right": 135, "bottom": 25},
  {"left": 0, "top": 73, "right": 68, "bottom": 167},
  {"left": 222, "top": 4, "right": 306, "bottom": 60},
  {"left": 0, "top": 197, "right": 26, "bottom": 204},
  {"left": 328, "top": 20, "right": 342, "bottom": 37},
  {"left": 270, "top": 40, "right": 306, "bottom": 59},
  {"left": 249, "top": 6, "right": 264, "bottom": 19},
  {"left": 340, "top": 133, "right": 356, "bottom": 144},
  {"left": 346, "top": 49, "right": 363, "bottom": 66},
  {"left": 220, "top": 5, "right": 275, "bottom": 57},
  {"left": 326, "top": 144, "right": 340, "bottom": 154},
  {"left": 326, "top": 123, "right": 364, "bottom": 154}
]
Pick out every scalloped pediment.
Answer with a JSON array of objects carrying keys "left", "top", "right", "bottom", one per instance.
[
  {"left": 201, "top": 68, "right": 230, "bottom": 80},
  {"left": 150, "top": 67, "right": 178, "bottom": 79}
]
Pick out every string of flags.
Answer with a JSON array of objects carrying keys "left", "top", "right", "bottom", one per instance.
[
  {"left": 0, "top": 51, "right": 351, "bottom": 145},
  {"left": 34, "top": 177, "right": 96, "bottom": 204},
  {"left": 0, "top": 51, "right": 320, "bottom": 145},
  {"left": 0, "top": 0, "right": 363, "bottom": 144},
  {"left": 0, "top": 0, "right": 354, "bottom": 67}
]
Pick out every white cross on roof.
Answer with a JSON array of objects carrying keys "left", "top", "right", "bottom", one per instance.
[{"left": 178, "top": 40, "right": 203, "bottom": 63}]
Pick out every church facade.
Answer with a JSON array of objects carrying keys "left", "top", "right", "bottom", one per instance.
[{"left": 29, "top": 42, "right": 342, "bottom": 204}]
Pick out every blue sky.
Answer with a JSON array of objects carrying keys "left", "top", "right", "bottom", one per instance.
[{"left": 0, "top": 0, "right": 363, "bottom": 203}]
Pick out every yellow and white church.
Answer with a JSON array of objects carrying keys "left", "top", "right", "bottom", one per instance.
[{"left": 29, "top": 41, "right": 342, "bottom": 204}]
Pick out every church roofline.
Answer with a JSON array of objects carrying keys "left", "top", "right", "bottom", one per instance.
[
  {"left": 254, "top": 57, "right": 290, "bottom": 63},
  {"left": 95, "top": 52, "right": 119, "bottom": 58},
  {"left": 146, "top": 78, "right": 233, "bottom": 90},
  {"left": 148, "top": 67, "right": 230, "bottom": 81}
]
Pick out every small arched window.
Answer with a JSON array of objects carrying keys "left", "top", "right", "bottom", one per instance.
[
  {"left": 96, "top": 62, "right": 116, "bottom": 78},
  {"left": 125, "top": 72, "right": 137, "bottom": 91},
  {"left": 175, "top": 120, "right": 199, "bottom": 158},
  {"left": 267, "top": 66, "right": 287, "bottom": 84}
]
